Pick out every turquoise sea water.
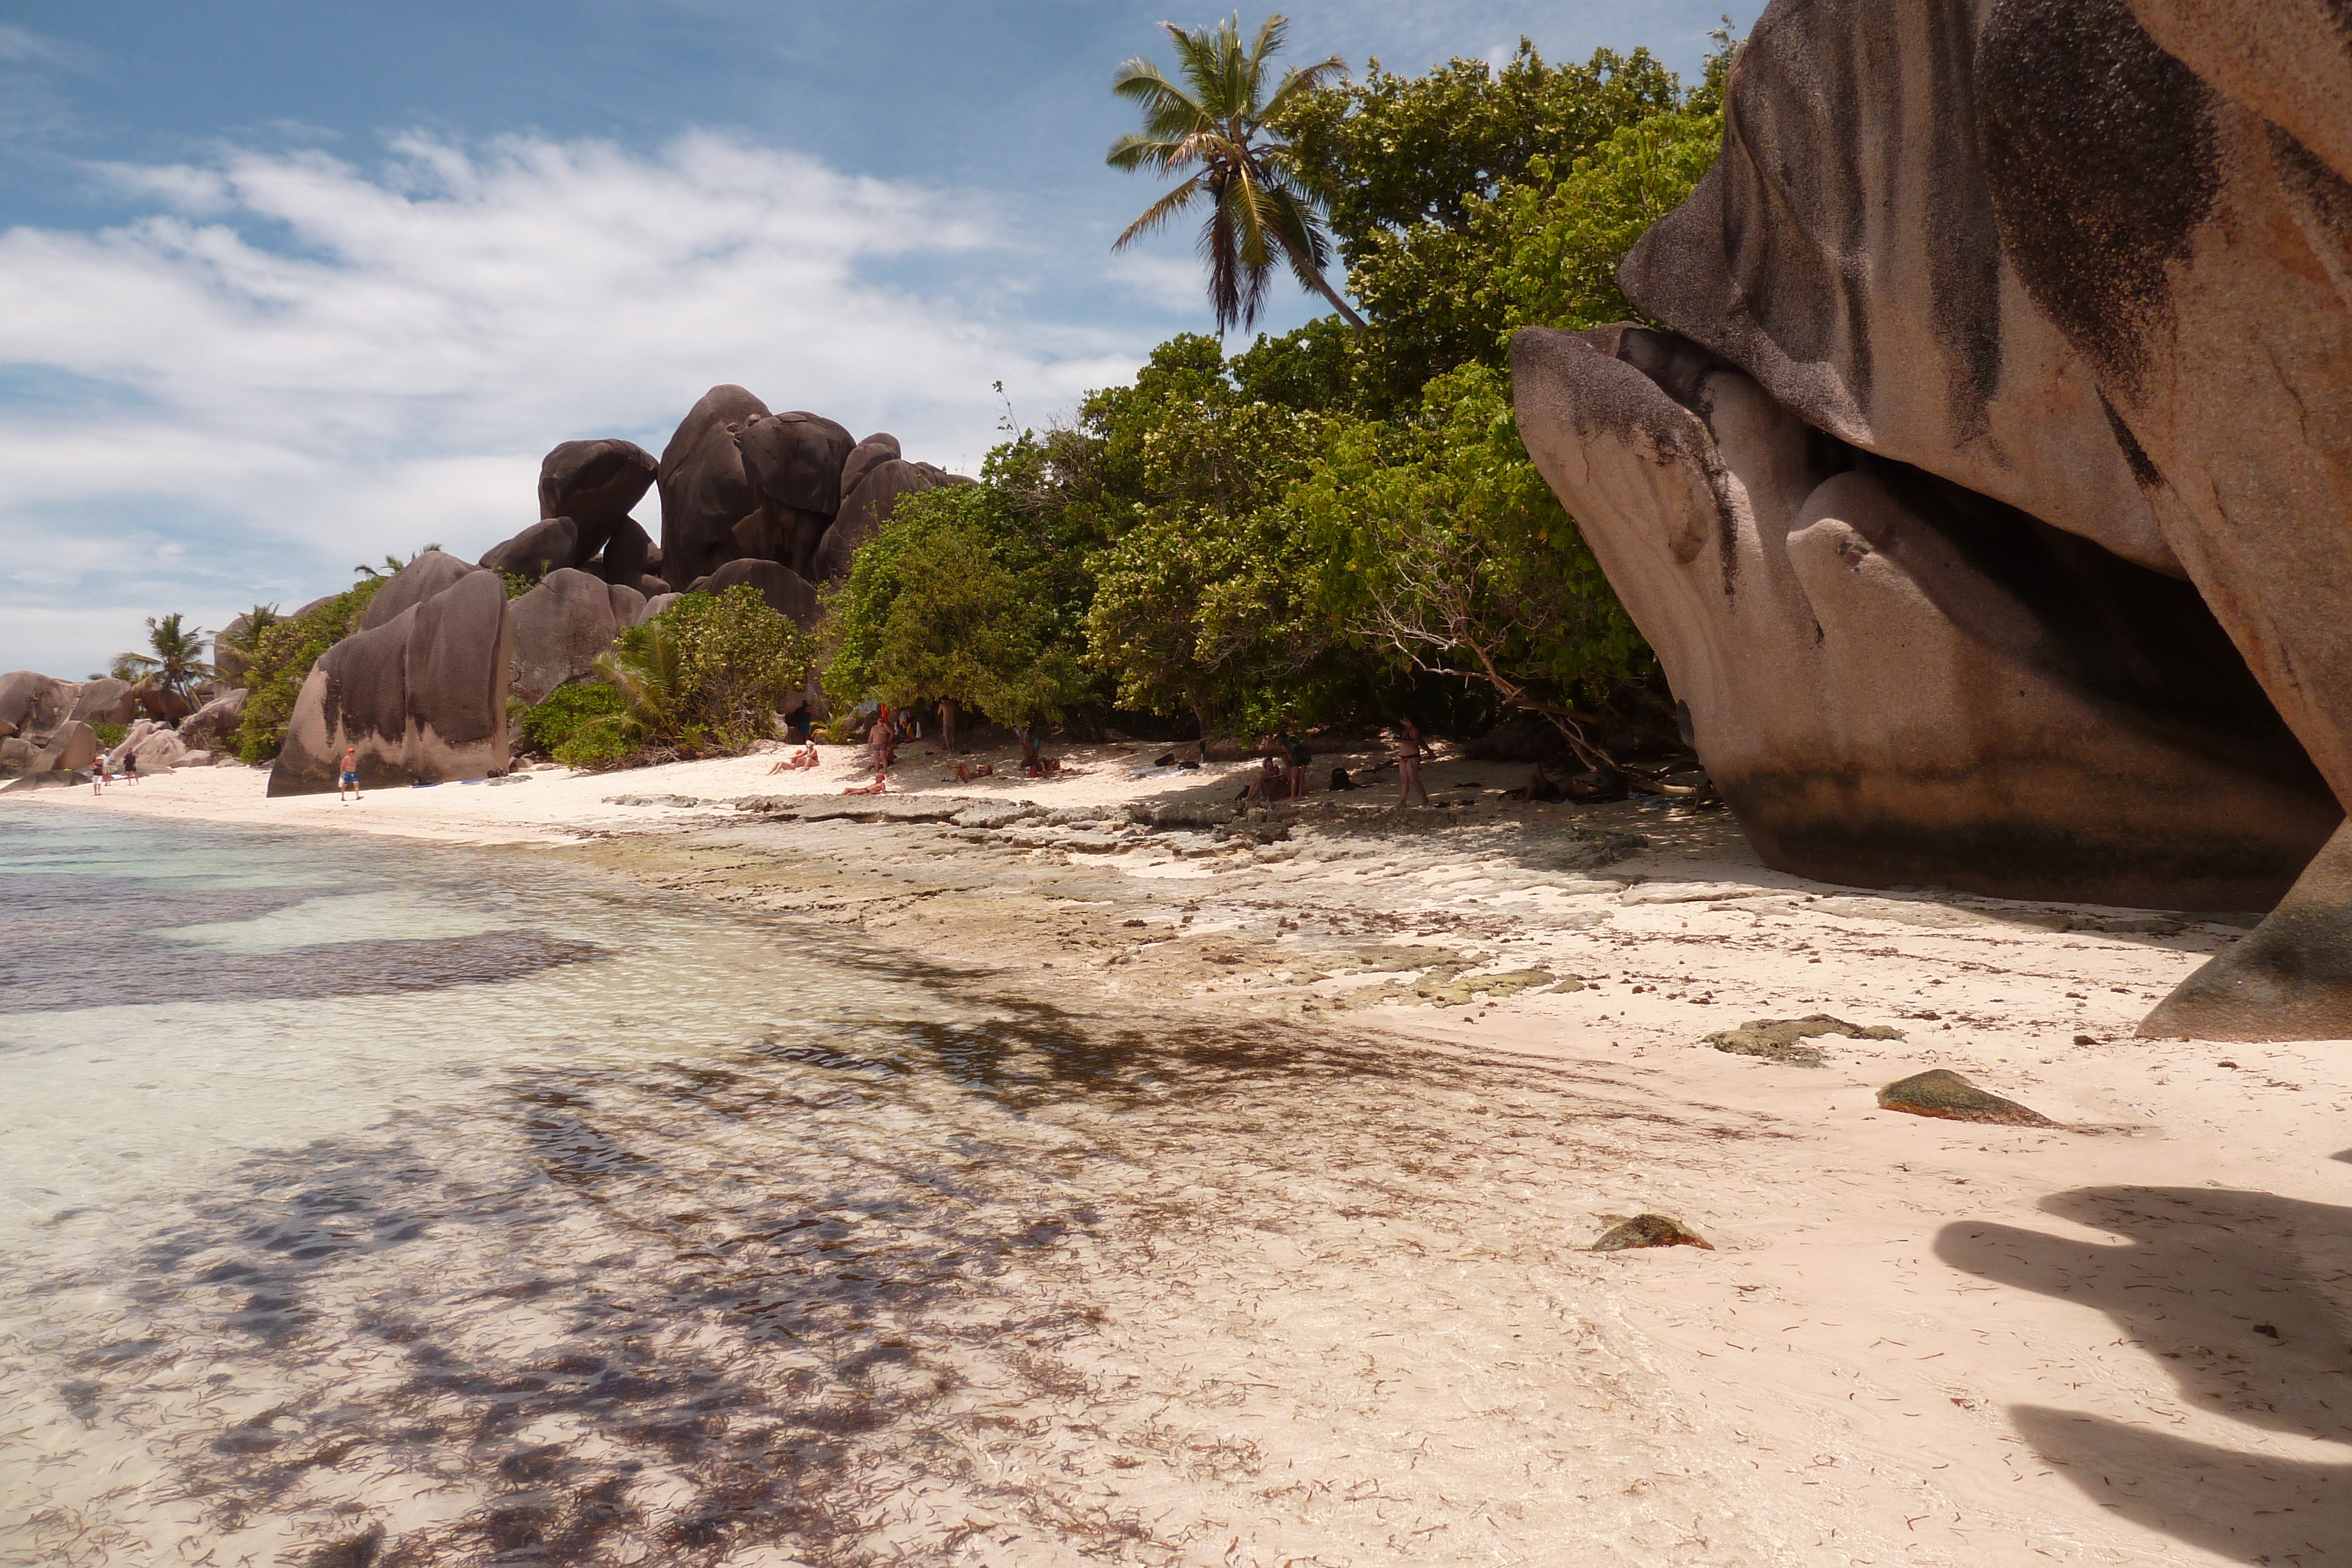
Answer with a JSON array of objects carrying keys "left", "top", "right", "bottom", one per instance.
[{"left": 0, "top": 810, "right": 1712, "bottom": 1568}]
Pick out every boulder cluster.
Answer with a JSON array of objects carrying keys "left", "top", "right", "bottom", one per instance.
[
  {"left": 1509, "top": 1, "right": 2352, "bottom": 1040},
  {"left": 0, "top": 386, "right": 960, "bottom": 798},
  {"left": 0, "top": 671, "right": 246, "bottom": 790},
  {"left": 275, "top": 387, "right": 960, "bottom": 795}
]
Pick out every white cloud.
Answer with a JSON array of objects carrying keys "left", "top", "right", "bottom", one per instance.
[{"left": 0, "top": 130, "right": 1146, "bottom": 675}]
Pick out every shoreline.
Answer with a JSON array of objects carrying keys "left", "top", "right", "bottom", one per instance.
[{"left": 11, "top": 745, "right": 2351, "bottom": 1563}]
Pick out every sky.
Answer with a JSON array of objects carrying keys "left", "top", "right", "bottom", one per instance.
[{"left": 0, "top": 1, "right": 1728, "bottom": 677}]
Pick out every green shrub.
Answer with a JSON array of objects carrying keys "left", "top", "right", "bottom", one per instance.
[
  {"left": 232, "top": 580, "right": 385, "bottom": 763},
  {"left": 520, "top": 681, "right": 624, "bottom": 753},
  {"left": 551, "top": 714, "right": 638, "bottom": 770},
  {"left": 588, "top": 586, "right": 819, "bottom": 765},
  {"left": 500, "top": 571, "right": 537, "bottom": 599},
  {"left": 91, "top": 721, "right": 128, "bottom": 748}
]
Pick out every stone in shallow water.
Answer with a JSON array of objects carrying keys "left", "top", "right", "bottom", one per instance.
[
  {"left": 1877, "top": 1069, "right": 2055, "bottom": 1127},
  {"left": 1591, "top": 1213, "right": 1712, "bottom": 1252},
  {"left": 1708, "top": 1014, "right": 1902, "bottom": 1067}
]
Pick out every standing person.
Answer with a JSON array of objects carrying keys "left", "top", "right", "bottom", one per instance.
[
  {"left": 1277, "top": 723, "right": 1311, "bottom": 800},
  {"left": 1388, "top": 718, "right": 1429, "bottom": 813},
  {"left": 339, "top": 744, "right": 362, "bottom": 803},
  {"left": 937, "top": 696, "right": 960, "bottom": 755},
  {"left": 784, "top": 700, "right": 813, "bottom": 743},
  {"left": 91, "top": 750, "right": 106, "bottom": 794},
  {"left": 867, "top": 711, "right": 893, "bottom": 775},
  {"left": 120, "top": 747, "right": 139, "bottom": 785}
]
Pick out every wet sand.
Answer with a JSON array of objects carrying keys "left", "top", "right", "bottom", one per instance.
[{"left": 14, "top": 741, "right": 2352, "bottom": 1565}]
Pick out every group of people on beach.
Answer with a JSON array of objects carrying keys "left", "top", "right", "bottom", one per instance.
[{"left": 86, "top": 748, "right": 141, "bottom": 794}]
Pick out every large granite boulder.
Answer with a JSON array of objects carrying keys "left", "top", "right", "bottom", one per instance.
[
  {"left": 67, "top": 678, "right": 136, "bottom": 728},
  {"left": 360, "top": 550, "right": 482, "bottom": 631},
  {"left": 536, "top": 437, "right": 657, "bottom": 561},
  {"left": 479, "top": 517, "right": 581, "bottom": 584},
  {"left": 656, "top": 385, "right": 768, "bottom": 590},
  {"left": 697, "top": 559, "right": 820, "bottom": 628},
  {"left": 269, "top": 569, "right": 512, "bottom": 795},
  {"left": 606, "top": 581, "right": 649, "bottom": 629},
  {"left": 129, "top": 726, "right": 189, "bottom": 773},
  {"left": 837, "top": 433, "right": 900, "bottom": 510},
  {"left": 509, "top": 567, "right": 622, "bottom": 707},
  {"left": 1512, "top": 0, "right": 2352, "bottom": 1033},
  {"left": 0, "top": 736, "right": 33, "bottom": 773},
  {"left": 0, "top": 671, "right": 75, "bottom": 741},
  {"left": 596, "top": 516, "right": 655, "bottom": 588},
  {"left": 179, "top": 688, "right": 247, "bottom": 752},
  {"left": 813, "top": 457, "right": 940, "bottom": 583},
  {"left": 31, "top": 721, "right": 98, "bottom": 774},
  {"left": 741, "top": 411, "right": 854, "bottom": 579},
  {"left": 1511, "top": 326, "right": 2337, "bottom": 911},
  {"left": 135, "top": 687, "right": 193, "bottom": 723}
]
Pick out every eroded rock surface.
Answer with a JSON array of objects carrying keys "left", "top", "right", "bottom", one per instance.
[
  {"left": 509, "top": 567, "right": 621, "bottom": 707},
  {"left": 815, "top": 457, "right": 941, "bottom": 583},
  {"left": 1515, "top": 0, "right": 2352, "bottom": 1033},
  {"left": 271, "top": 569, "right": 512, "bottom": 795},
  {"left": 656, "top": 385, "right": 767, "bottom": 590}
]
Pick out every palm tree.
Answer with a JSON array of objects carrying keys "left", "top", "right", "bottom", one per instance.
[
  {"left": 116, "top": 613, "right": 216, "bottom": 704},
  {"left": 1108, "top": 14, "right": 1364, "bottom": 334}
]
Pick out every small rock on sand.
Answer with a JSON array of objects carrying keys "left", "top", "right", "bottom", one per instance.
[
  {"left": 1706, "top": 1014, "right": 1900, "bottom": 1066},
  {"left": 1876, "top": 1069, "right": 2056, "bottom": 1127},
  {"left": 1591, "top": 1214, "right": 1713, "bottom": 1252}
]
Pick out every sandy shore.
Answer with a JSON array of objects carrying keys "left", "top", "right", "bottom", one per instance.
[{"left": 13, "top": 740, "right": 2351, "bottom": 1564}]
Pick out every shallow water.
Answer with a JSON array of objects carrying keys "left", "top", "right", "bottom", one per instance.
[{"left": 0, "top": 811, "right": 1765, "bottom": 1567}]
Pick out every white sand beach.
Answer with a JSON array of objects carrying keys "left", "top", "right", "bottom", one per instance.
[{"left": 12, "top": 740, "right": 2348, "bottom": 1565}]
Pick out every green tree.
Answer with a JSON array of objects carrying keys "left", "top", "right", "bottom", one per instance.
[
  {"left": 1108, "top": 13, "right": 1362, "bottom": 332},
  {"left": 1296, "top": 363, "right": 1662, "bottom": 763},
  {"left": 115, "top": 612, "right": 216, "bottom": 705},
  {"left": 1482, "top": 109, "right": 1723, "bottom": 339},
  {"left": 1284, "top": 41, "right": 1686, "bottom": 403},
  {"left": 1078, "top": 374, "right": 1355, "bottom": 733}
]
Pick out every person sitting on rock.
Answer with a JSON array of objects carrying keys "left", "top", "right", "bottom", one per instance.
[{"left": 1237, "top": 752, "right": 1285, "bottom": 803}]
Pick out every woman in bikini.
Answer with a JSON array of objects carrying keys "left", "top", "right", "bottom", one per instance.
[{"left": 1389, "top": 718, "right": 1429, "bottom": 812}]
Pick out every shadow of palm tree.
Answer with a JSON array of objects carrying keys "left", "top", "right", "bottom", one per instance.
[{"left": 1936, "top": 1186, "right": 2352, "bottom": 1564}]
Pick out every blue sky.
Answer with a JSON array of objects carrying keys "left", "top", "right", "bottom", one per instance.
[{"left": 0, "top": 2, "right": 1726, "bottom": 676}]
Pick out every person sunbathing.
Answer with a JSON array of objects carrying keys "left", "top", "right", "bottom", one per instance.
[
  {"left": 1506, "top": 761, "right": 1566, "bottom": 803},
  {"left": 947, "top": 761, "right": 995, "bottom": 783},
  {"left": 767, "top": 743, "right": 821, "bottom": 773},
  {"left": 841, "top": 771, "right": 887, "bottom": 795}
]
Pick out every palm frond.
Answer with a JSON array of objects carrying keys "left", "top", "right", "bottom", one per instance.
[{"left": 1112, "top": 173, "right": 1207, "bottom": 249}]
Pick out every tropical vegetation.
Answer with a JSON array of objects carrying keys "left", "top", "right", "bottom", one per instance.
[{"left": 827, "top": 16, "right": 1732, "bottom": 764}]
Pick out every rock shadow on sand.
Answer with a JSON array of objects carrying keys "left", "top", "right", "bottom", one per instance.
[{"left": 1936, "top": 1186, "right": 2352, "bottom": 1563}]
